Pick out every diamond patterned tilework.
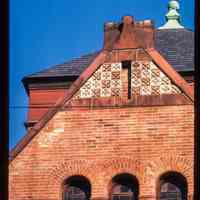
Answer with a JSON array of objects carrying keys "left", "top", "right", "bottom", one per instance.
[
  {"left": 73, "top": 63, "right": 122, "bottom": 99},
  {"left": 131, "top": 61, "right": 182, "bottom": 96}
]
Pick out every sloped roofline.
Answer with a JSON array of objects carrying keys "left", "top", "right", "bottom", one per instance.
[
  {"left": 9, "top": 48, "right": 194, "bottom": 162},
  {"left": 9, "top": 50, "right": 108, "bottom": 162}
]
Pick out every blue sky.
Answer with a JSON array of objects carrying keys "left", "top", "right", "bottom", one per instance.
[{"left": 9, "top": 0, "right": 194, "bottom": 149}]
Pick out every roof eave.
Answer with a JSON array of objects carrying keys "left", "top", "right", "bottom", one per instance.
[{"left": 22, "top": 75, "right": 79, "bottom": 94}]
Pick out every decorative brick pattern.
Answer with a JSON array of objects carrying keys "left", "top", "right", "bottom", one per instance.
[
  {"left": 46, "top": 156, "right": 193, "bottom": 200},
  {"left": 131, "top": 61, "right": 182, "bottom": 96},
  {"left": 73, "top": 61, "right": 182, "bottom": 100},
  {"left": 73, "top": 63, "right": 122, "bottom": 99},
  {"left": 147, "top": 153, "right": 193, "bottom": 182}
]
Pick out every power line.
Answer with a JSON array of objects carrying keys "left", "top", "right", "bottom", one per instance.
[{"left": 9, "top": 105, "right": 132, "bottom": 109}]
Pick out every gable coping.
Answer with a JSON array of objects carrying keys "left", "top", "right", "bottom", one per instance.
[{"left": 9, "top": 51, "right": 107, "bottom": 161}]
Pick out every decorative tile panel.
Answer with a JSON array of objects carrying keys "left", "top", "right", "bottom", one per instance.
[
  {"left": 73, "top": 63, "right": 122, "bottom": 99},
  {"left": 131, "top": 61, "right": 182, "bottom": 96},
  {"left": 73, "top": 61, "right": 182, "bottom": 100}
]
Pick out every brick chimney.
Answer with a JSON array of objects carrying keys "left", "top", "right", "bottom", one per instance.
[{"left": 103, "top": 15, "right": 155, "bottom": 50}]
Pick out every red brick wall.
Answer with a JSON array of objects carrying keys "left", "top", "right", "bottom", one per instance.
[
  {"left": 9, "top": 104, "right": 194, "bottom": 200},
  {"left": 28, "top": 89, "right": 67, "bottom": 121}
]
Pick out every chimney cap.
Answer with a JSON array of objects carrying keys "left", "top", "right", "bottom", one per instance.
[
  {"left": 122, "top": 15, "right": 134, "bottom": 24},
  {"left": 143, "top": 20, "right": 154, "bottom": 27}
]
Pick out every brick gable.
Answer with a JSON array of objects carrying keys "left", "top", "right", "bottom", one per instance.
[{"left": 9, "top": 15, "right": 194, "bottom": 200}]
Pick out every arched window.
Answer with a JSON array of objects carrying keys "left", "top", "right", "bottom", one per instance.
[
  {"left": 63, "top": 176, "right": 91, "bottom": 200},
  {"left": 110, "top": 173, "right": 139, "bottom": 200},
  {"left": 158, "top": 172, "right": 188, "bottom": 200}
]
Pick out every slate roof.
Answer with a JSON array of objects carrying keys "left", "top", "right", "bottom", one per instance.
[
  {"left": 155, "top": 28, "right": 194, "bottom": 72},
  {"left": 26, "top": 51, "right": 100, "bottom": 78},
  {"left": 24, "top": 28, "right": 194, "bottom": 80}
]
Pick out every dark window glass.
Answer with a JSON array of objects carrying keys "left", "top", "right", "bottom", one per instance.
[
  {"left": 112, "top": 184, "right": 134, "bottom": 200},
  {"left": 111, "top": 174, "right": 139, "bottom": 200},
  {"left": 64, "top": 186, "right": 87, "bottom": 200},
  {"left": 63, "top": 176, "right": 91, "bottom": 200},
  {"left": 159, "top": 172, "right": 187, "bottom": 200},
  {"left": 160, "top": 182, "right": 183, "bottom": 200},
  {"left": 113, "top": 195, "right": 120, "bottom": 200}
]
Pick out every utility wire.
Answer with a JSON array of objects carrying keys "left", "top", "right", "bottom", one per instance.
[{"left": 9, "top": 104, "right": 142, "bottom": 109}]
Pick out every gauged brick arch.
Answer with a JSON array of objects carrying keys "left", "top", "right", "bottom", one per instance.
[
  {"left": 145, "top": 154, "right": 193, "bottom": 196},
  {"left": 47, "top": 159, "right": 99, "bottom": 200},
  {"left": 100, "top": 158, "right": 143, "bottom": 198}
]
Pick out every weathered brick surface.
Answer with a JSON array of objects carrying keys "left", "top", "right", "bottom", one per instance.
[{"left": 9, "top": 105, "right": 194, "bottom": 200}]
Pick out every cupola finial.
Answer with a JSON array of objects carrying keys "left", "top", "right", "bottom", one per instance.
[{"left": 159, "top": 0, "right": 184, "bottom": 29}]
